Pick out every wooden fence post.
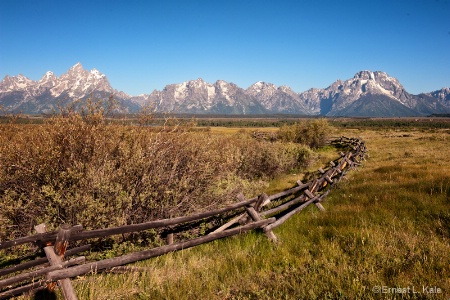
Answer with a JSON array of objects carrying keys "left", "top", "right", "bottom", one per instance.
[
  {"left": 167, "top": 233, "right": 174, "bottom": 245},
  {"left": 35, "top": 223, "right": 78, "bottom": 300},
  {"left": 304, "top": 189, "right": 325, "bottom": 212},
  {"left": 238, "top": 194, "right": 277, "bottom": 243},
  {"left": 54, "top": 224, "right": 71, "bottom": 258},
  {"left": 254, "top": 193, "right": 269, "bottom": 211}
]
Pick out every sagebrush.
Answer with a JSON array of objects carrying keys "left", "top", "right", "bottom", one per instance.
[{"left": 0, "top": 109, "right": 326, "bottom": 242}]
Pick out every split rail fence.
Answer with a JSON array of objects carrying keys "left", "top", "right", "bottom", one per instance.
[{"left": 0, "top": 136, "right": 366, "bottom": 299}]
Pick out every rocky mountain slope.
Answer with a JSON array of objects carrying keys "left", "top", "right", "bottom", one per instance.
[
  {"left": 1, "top": 64, "right": 449, "bottom": 116},
  {"left": 0, "top": 63, "right": 139, "bottom": 114},
  {"left": 147, "top": 78, "right": 266, "bottom": 114},
  {"left": 313, "top": 71, "right": 449, "bottom": 116}
]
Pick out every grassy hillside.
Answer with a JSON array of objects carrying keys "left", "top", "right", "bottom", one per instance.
[{"left": 36, "top": 125, "right": 448, "bottom": 300}]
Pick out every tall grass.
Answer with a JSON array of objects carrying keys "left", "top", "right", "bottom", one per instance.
[
  {"left": 62, "top": 127, "right": 449, "bottom": 300},
  {"left": 4, "top": 115, "right": 449, "bottom": 299}
]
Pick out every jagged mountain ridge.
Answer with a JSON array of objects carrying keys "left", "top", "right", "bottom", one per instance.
[
  {"left": 316, "top": 71, "right": 449, "bottom": 116},
  {"left": 147, "top": 78, "right": 267, "bottom": 114},
  {"left": 426, "top": 87, "right": 450, "bottom": 108},
  {"left": 0, "top": 63, "right": 139, "bottom": 114},
  {"left": 1, "top": 63, "right": 449, "bottom": 116}
]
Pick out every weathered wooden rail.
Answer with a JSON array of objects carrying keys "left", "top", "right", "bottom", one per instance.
[{"left": 0, "top": 136, "right": 366, "bottom": 299}]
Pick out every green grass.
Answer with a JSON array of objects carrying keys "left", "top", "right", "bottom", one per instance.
[{"left": 16, "top": 127, "right": 450, "bottom": 299}]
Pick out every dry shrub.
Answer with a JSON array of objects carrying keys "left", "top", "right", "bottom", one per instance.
[
  {"left": 0, "top": 110, "right": 319, "bottom": 240},
  {"left": 278, "top": 119, "right": 330, "bottom": 148}
]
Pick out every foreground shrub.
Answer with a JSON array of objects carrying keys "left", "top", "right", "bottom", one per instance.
[{"left": 0, "top": 112, "right": 321, "bottom": 241}]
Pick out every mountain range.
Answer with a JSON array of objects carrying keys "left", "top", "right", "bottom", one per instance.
[{"left": 1, "top": 63, "right": 449, "bottom": 117}]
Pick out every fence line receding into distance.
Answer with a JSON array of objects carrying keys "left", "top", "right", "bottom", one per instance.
[{"left": 0, "top": 136, "right": 366, "bottom": 300}]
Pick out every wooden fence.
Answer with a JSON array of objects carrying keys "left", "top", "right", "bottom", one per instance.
[{"left": 0, "top": 136, "right": 366, "bottom": 299}]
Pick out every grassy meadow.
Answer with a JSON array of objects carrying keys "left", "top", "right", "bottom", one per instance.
[
  {"left": 69, "top": 124, "right": 449, "bottom": 300},
  {"left": 1, "top": 115, "right": 449, "bottom": 299}
]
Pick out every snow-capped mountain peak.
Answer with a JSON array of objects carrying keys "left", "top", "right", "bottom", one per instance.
[
  {"left": 354, "top": 70, "right": 375, "bottom": 80},
  {"left": 428, "top": 87, "right": 450, "bottom": 103},
  {"left": 0, "top": 63, "right": 141, "bottom": 114},
  {"left": 49, "top": 63, "right": 113, "bottom": 98},
  {"left": 330, "top": 70, "right": 408, "bottom": 104},
  {"left": 0, "top": 74, "right": 34, "bottom": 92},
  {"left": 38, "top": 71, "right": 56, "bottom": 82},
  {"left": 37, "top": 71, "right": 58, "bottom": 90},
  {"left": 71, "top": 62, "right": 83, "bottom": 70},
  {"left": 41, "top": 71, "right": 55, "bottom": 79},
  {"left": 246, "top": 81, "right": 277, "bottom": 99},
  {"left": 89, "top": 68, "right": 105, "bottom": 80},
  {"left": 0, "top": 64, "right": 449, "bottom": 116}
]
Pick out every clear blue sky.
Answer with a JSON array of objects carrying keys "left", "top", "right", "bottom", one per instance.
[{"left": 1, "top": 0, "right": 449, "bottom": 95}]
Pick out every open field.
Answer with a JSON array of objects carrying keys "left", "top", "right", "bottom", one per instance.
[
  {"left": 2, "top": 117, "right": 449, "bottom": 299},
  {"left": 37, "top": 124, "right": 450, "bottom": 300}
]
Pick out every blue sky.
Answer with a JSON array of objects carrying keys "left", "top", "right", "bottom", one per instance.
[{"left": 1, "top": 0, "right": 449, "bottom": 95}]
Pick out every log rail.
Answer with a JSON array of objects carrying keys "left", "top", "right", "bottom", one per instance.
[{"left": 0, "top": 136, "right": 366, "bottom": 299}]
